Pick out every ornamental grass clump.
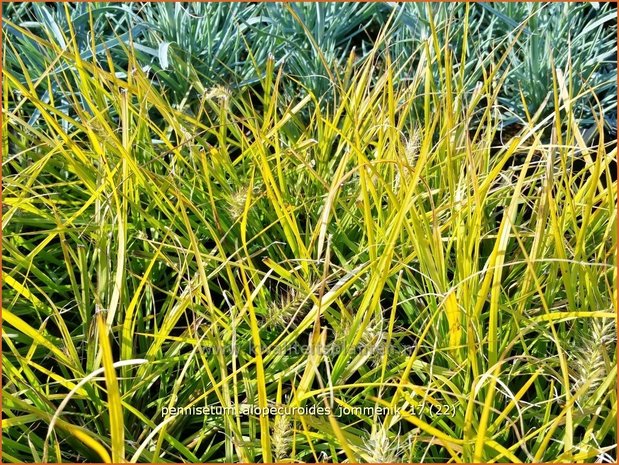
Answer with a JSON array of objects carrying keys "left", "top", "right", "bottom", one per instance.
[{"left": 2, "top": 5, "right": 617, "bottom": 463}]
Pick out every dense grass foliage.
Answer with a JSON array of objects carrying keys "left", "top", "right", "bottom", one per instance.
[
  {"left": 3, "top": 2, "right": 617, "bottom": 129},
  {"left": 2, "top": 2, "right": 617, "bottom": 463}
]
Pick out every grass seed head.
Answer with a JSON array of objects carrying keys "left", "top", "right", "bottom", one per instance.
[
  {"left": 569, "top": 318, "right": 616, "bottom": 400},
  {"left": 228, "top": 186, "right": 249, "bottom": 220},
  {"left": 266, "top": 286, "right": 309, "bottom": 330},
  {"left": 204, "top": 85, "right": 231, "bottom": 102},
  {"left": 272, "top": 414, "right": 292, "bottom": 461},
  {"left": 404, "top": 128, "right": 421, "bottom": 166},
  {"left": 361, "top": 427, "right": 402, "bottom": 463}
]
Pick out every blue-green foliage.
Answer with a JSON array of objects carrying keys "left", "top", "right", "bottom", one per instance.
[{"left": 4, "top": 2, "right": 616, "bottom": 130}]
